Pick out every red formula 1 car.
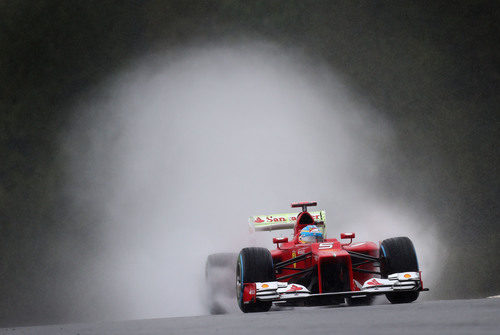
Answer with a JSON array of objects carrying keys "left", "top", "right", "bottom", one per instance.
[{"left": 205, "top": 202, "right": 428, "bottom": 313}]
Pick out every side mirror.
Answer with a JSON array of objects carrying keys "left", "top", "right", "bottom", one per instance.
[
  {"left": 340, "top": 232, "right": 355, "bottom": 239},
  {"left": 273, "top": 237, "right": 288, "bottom": 244}
]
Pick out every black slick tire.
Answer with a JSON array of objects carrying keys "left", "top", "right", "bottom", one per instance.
[
  {"left": 236, "top": 247, "right": 275, "bottom": 313},
  {"left": 380, "top": 236, "right": 420, "bottom": 304}
]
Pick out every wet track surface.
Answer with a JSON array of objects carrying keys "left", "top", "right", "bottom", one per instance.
[{"left": 1, "top": 298, "right": 499, "bottom": 335}]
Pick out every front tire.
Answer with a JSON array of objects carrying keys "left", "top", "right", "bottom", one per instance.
[
  {"left": 380, "top": 236, "right": 420, "bottom": 304},
  {"left": 236, "top": 247, "right": 275, "bottom": 313}
]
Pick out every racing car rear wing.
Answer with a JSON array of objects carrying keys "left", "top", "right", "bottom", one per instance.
[{"left": 249, "top": 211, "right": 326, "bottom": 232}]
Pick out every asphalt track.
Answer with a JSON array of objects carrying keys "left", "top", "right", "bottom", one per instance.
[{"left": 1, "top": 298, "right": 499, "bottom": 335}]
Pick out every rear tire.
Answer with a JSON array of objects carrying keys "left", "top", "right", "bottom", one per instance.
[
  {"left": 380, "top": 236, "right": 420, "bottom": 304},
  {"left": 236, "top": 247, "right": 275, "bottom": 313}
]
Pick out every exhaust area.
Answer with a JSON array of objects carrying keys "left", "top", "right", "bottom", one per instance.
[{"left": 64, "top": 42, "right": 440, "bottom": 320}]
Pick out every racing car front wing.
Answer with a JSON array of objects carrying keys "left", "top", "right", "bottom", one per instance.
[{"left": 241, "top": 271, "right": 428, "bottom": 305}]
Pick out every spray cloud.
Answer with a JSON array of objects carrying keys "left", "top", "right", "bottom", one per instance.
[{"left": 65, "top": 41, "right": 439, "bottom": 320}]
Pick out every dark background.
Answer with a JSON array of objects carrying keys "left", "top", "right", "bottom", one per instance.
[{"left": 1, "top": 0, "right": 498, "bottom": 327}]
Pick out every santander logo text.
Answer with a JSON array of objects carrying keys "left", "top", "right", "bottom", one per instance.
[
  {"left": 266, "top": 216, "right": 291, "bottom": 222},
  {"left": 264, "top": 215, "right": 321, "bottom": 223}
]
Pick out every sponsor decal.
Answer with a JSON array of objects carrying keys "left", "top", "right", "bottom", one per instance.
[
  {"left": 252, "top": 211, "right": 325, "bottom": 225},
  {"left": 266, "top": 216, "right": 288, "bottom": 222},
  {"left": 286, "top": 285, "right": 303, "bottom": 292},
  {"left": 366, "top": 279, "right": 382, "bottom": 286},
  {"left": 264, "top": 215, "right": 319, "bottom": 223},
  {"left": 404, "top": 273, "right": 411, "bottom": 279},
  {"left": 297, "top": 248, "right": 307, "bottom": 255},
  {"left": 261, "top": 284, "right": 269, "bottom": 288},
  {"left": 291, "top": 251, "right": 297, "bottom": 268}
]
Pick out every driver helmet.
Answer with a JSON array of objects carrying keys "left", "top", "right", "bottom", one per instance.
[{"left": 299, "top": 225, "right": 323, "bottom": 244}]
